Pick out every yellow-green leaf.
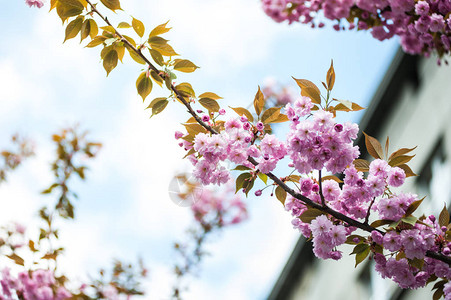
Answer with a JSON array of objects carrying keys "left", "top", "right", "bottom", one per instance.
[
  {"left": 59, "top": 0, "right": 83, "bottom": 11},
  {"left": 150, "top": 42, "right": 178, "bottom": 57},
  {"left": 146, "top": 97, "right": 166, "bottom": 110},
  {"left": 117, "top": 22, "right": 131, "bottom": 28},
  {"left": 299, "top": 208, "right": 324, "bottom": 223},
  {"left": 100, "top": 0, "right": 121, "bottom": 11},
  {"left": 88, "top": 19, "right": 98, "bottom": 38},
  {"left": 275, "top": 186, "right": 287, "bottom": 205},
  {"left": 174, "top": 59, "right": 199, "bottom": 73},
  {"left": 56, "top": 1, "right": 83, "bottom": 22},
  {"left": 253, "top": 86, "right": 264, "bottom": 116},
  {"left": 198, "top": 92, "right": 222, "bottom": 100},
  {"left": 151, "top": 99, "right": 168, "bottom": 117},
  {"left": 199, "top": 98, "right": 220, "bottom": 112},
  {"left": 103, "top": 49, "right": 118, "bottom": 76},
  {"left": 229, "top": 107, "right": 253, "bottom": 122},
  {"left": 85, "top": 36, "right": 106, "bottom": 47},
  {"left": 80, "top": 19, "right": 90, "bottom": 42},
  {"left": 149, "top": 21, "right": 171, "bottom": 38},
  {"left": 292, "top": 77, "right": 321, "bottom": 104},
  {"left": 236, "top": 173, "right": 252, "bottom": 193},
  {"left": 136, "top": 72, "right": 152, "bottom": 101},
  {"left": 64, "top": 16, "right": 84, "bottom": 42},
  {"left": 150, "top": 70, "right": 163, "bottom": 87},
  {"left": 132, "top": 17, "right": 145, "bottom": 38},
  {"left": 175, "top": 82, "right": 195, "bottom": 98},
  {"left": 149, "top": 49, "right": 164, "bottom": 66},
  {"left": 126, "top": 46, "right": 146, "bottom": 64}
]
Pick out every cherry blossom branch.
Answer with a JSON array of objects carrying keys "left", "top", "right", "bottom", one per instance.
[
  {"left": 85, "top": 0, "right": 451, "bottom": 266},
  {"left": 85, "top": 0, "right": 217, "bottom": 135}
]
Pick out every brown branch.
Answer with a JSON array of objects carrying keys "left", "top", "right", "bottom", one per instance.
[
  {"left": 84, "top": 0, "right": 451, "bottom": 266},
  {"left": 318, "top": 170, "right": 326, "bottom": 207}
]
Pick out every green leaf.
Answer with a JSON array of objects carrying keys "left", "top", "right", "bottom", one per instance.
[
  {"left": 56, "top": 1, "right": 83, "bottom": 22},
  {"left": 292, "top": 78, "right": 321, "bottom": 104},
  {"left": 174, "top": 59, "right": 199, "bottom": 73},
  {"left": 136, "top": 72, "right": 152, "bottom": 101},
  {"left": 275, "top": 186, "right": 287, "bottom": 205},
  {"left": 253, "top": 86, "right": 265, "bottom": 116},
  {"left": 149, "top": 49, "right": 164, "bottom": 66},
  {"left": 103, "top": 49, "right": 118, "bottom": 76},
  {"left": 132, "top": 17, "right": 145, "bottom": 38},
  {"left": 354, "top": 244, "right": 370, "bottom": 267},
  {"left": 80, "top": 19, "right": 91, "bottom": 42},
  {"left": 87, "top": 19, "right": 98, "bottom": 39},
  {"left": 149, "top": 21, "right": 171, "bottom": 38},
  {"left": 100, "top": 0, "right": 121, "bottom": 11},
  {"left": 299, "top": 208, "right": 324, "bottom": 224},
  {"left": 146, "top": 97, "right": 167, "bottom": 110},
  {"left": 363, "top": 132, "right": 383, "bottom": 160},
  {"left": 326, "top": 60, "right": 335, "bottom": 91},
  {"left": 85, "top": 36, "right": 106, "bottom": 48},
  {"left": 150, "top": 70, "right": 163, "bottom": 87},
  {"left": 233, "top": 165, "right": 251, "bottom": 171},
  {"left": 439, "top": 205, "right": 449, "bottom": 227},
  {"left": 199, "top": 98, "right": 220, "bottom": 112},
  {"left": 175, "top": 82, "right": 195, "bottom": 98},
  {"left": 64, "top": 16, "right": 84, "bottom": 42},
  {"left": 405, "top": 198, "right": 424, "bottom": 216},
  {"left": 126, "top": 46, "right": 146, "bottom": 64},
  {"left": 401, "top": 215, "right": 417, "bottom": 226},
  {"left": 198, "top": 92, "right": 222, "bottom": 100},
  {"left": 236, "top": 173, "right": 252, "bottom": 193},
  {"left": 370, "top": 219, "right": 393, "bottom": 228},
  {"left": 117, "top": 22, "right": 131, "bottom": 28},
  {"left": 243, "top": 177, "right": 255, "bottom": 196},
  {"left": 229, "top": 107, "right": 253, "bottom": 122},
  {"left": 345, "top": 234, "right": 365, "bottom": 245},
  {"left": 151, "top": 99, "right": 168, "bottom": 117},
  {"left": 261, "top": 107, "right": 282, "bottom": 124}
]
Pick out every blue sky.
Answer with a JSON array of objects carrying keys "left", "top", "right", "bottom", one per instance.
[{"left": 0, "top": 0, "right": 398, "bottom": 299}]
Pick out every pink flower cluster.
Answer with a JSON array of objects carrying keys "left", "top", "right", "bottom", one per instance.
[
  {"left": 310, "top": 215, "right": 347, "bottom": 260},
  {"left": 286, "top": 97, "right": 360, "bottom": 175},
  {"left": 25, "top": 0, "right": 44, "bottom": 8},
  {"left": 261, "top": 0, "right": 451, "bottom": 58},
  {"left": 372, "top": 216, "right": 451, "bottom": 290},
  {"left": 0, "top": 268, "right": 71, "bottom": 300},
  {"left": 191, "top": 185, "right": 248, "bottom": 226}
]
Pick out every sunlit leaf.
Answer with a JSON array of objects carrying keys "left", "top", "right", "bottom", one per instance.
[
  {"left": 173, "top": 59, "right": 199, "bottom": 73},
  {"left": 439, "top": 205, "right": 450, "bottom": 227},
  {"left": 229, "top": 107, "right": 253, "bottom": 122},
  {"left": 151, "top": 99, "right": 168, "bottom": 117},
  {"left": 275, "top": 186, "right": 287, "bottom": 205},
  {"left": 149, "top": 49, "right": 164, "bottom": 66},
  {"left": 100, "top": 0, "right": 121, "bottom": 11},
  {"left": 132, "top": 17, "right": 145, "bottom": 38},
  {"left": 199, "top": 98, "right": 220, "bottom": 112},
  {"left": 198, "top": 92, "right": 222, "bottom": 100},
  {"left": 149, "top": 21, "right": 171, "bottom": 38},
  {"left": 261, "top": 107, "right": 281, "bottom": 124},
  {"left": 299, "top": 208, "right": 324, "bottom": 223},
  {"left": 292, "top": 77, "right": 321, "bottom": 104},
  {"left": 117, "top": 22, "right": 131, "bottom": 28},
  {"left": 64, "top": 16, "right": 84, "bottom": 42}
]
